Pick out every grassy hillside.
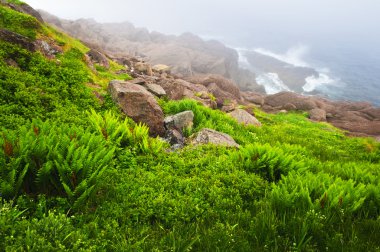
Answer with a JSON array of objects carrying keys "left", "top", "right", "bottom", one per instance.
[{"left": 1, "top": 2, "right": 380, "bottom": 251}]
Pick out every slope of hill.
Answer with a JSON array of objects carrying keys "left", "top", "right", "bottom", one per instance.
[{"left": 1, "top": 1, "right": 380, "bottom": 251}]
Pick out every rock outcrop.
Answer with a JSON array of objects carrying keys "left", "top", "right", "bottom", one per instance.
[
  {"left": 108, "top": 80, "right": 165, "bottom": 136},
  {"left": 261, "top": 91, "right": 380, "bottom": 138},
  {"left": 190, "top": 128, "right": 239, "bottom": 148},
  {"left": 0, "top": 28, "right": 36, "bottom": 51}
]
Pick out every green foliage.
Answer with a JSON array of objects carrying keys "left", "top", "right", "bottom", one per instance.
[
  {"left": 0, "top": 4, "right": 40, "bottom": 39},
  {"left": 0, "top": 41, "right": 99, "bottom": 129},
  {"left": 0, "top": 119, "right": 115, "bottom": 210},
  {"left": 88, "top": 109, "right": 167, "bottom": 155},
  {"left": 1, "top": 5, "right": 380, "bottom": 250}
]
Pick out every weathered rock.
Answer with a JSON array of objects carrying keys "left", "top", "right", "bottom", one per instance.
[
  {"left": 130, "top": 78, "right": 146, "bottom": 85},
  {"left": 331, "top": 121, "right": 380, "bottom": 136},
  {"left": 165, "top": 128, "right": 184, "bottom": 146},
  {"left": 309, "top": 108, "right": 327, "bottom": 122},
  {"left": 242, "top": 91, "right": 265, "bottom": 106},
  {"left": 35, "top": 40, "right": 62, "bottom": 58},
  {"left": 0, "top": 29, "right": 35, "bottom": 52},
  {"left": 108, "top": 80, "right": 165, "bottom": 136},
  {"left": 229, "top": 109, "right": 262, "bottom": 127},
  {"left": 265, "top": 92, "right": 318, "bottom": 111},
  {"left": 190, "top": 128, "right": 239, "bottom": 148},
  {"left": 158, "top": 79, "right": 189, "bottom": 100},
  {"left": 197, "top": 91, "right": 211, "bottom": 99},
  {"left": 152, "top": 64, "right": 171, "bottom": 73},
  {"left": 135, "top": 62, "right": 153, "bottom": 76},
  {"left": 361, "top": 107, "right": 380, "bottom": 119},
  {"left": 87, "top": 49, "right": 109, "bottom": 69},
  {"left": 283, "top": 103, "right": 297, "bottom": 111},
  {"left": 221, "top": 104, "right": 236, "bottom": 113},
  {"left": 189, "top": 75, "right": 242, "bottom": 101},
  {"left": 164, "top": 110, "right": 194, "bottom": 131},
  {"left": 145, "top": 83, "right": 166, "bottom": 97}
]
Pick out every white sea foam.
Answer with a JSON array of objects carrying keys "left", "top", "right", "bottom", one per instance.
[
  {"left": 235, "top": 48, "right": 251, "bottom": 69},
  {"left": 256, "top": 73, "right": 291, "bottom": 94},
  {"left": 254, "top": 45, "right": 310, "bottom": 67},
  {"left": 303, "top": 74, "right": 335, "bottom": 92}
]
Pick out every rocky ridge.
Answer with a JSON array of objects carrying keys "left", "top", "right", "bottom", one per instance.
[{"left": 38, "top": 10, "right": 263, "bottom": 93}]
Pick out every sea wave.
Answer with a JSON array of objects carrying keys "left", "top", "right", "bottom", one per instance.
[
  {"left": 236, "top": 45, "right": 339, "bottom": 93},
  {"left": 235, "top": 48, "right": 251, "bottom": 69},
  {"left": 254, "top": 45, "right": 310, "bottom": 67},
  {"left": 303, "top": 73, "right": 335, "bottom": 93},
  {"left": 256, "top": 73, "right": 290, "bottom": 94}
]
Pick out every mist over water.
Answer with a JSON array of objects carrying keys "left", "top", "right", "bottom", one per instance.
[{"left": 233, "top": 41, "right": 380, "bottom": 106}]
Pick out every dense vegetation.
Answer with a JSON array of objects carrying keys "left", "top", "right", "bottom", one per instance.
[{"left": 1, "top": 2, "right": 380, "bottom": 251}]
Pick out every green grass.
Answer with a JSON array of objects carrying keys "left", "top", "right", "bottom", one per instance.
[
  {"left": 1, "top": 2, "right": 380, "bottom": 251},
  {"left": 0, "top": 5, "right": 40, "bottom": 39}
]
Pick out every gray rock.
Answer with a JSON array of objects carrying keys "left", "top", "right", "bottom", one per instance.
[
  {"left": 108, "top": 80, "right": 165, "bottom": 136},
  {"left": 146, "top": 83, "right": 166, "bottom": 97},
  {"left": 229, "top": 109, "right": 262, "bottom": 127},
  {"left": 190, "top": 128, "right": 239, "bottom": 148},
  {"left": 164, "top": 110, "right": 194, "bottom": 131},
  {"left": 165, "top": 129, "right": 184, "bottom": 146}
]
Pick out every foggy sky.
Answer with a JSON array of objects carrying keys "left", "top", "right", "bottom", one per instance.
[{"left": 25, "top": 0, "right": 380, "bottom": 49}]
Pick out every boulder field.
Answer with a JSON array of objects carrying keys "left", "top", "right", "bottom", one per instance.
[{"left": 106, "top": 53, "right": 379, "bottom": 141}]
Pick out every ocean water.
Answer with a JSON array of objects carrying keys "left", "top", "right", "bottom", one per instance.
[{"left": 235, "top": 44, "right": 380, "bottom": 107}]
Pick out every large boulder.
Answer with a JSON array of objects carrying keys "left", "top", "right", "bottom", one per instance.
[
  {"left": 189, "top": 74, "right": 242, "bottom": 101},
  {"left": 242, "top": 91, "right": 265, "bottom": 106},
  {"left": 164, "top": 110, "right": 194, "bottom": 131},
  {"left": 229, "top": 109, "right": 262, "bottom": 127},
  {"left": 190, "top": 128, "right": 239, "bottom": 148},
  {"left": 108, "top": 80, "right": 165, "bottom": 136},
  {"left": 309, "top": 108, "right": 327, "bottom": 122},
  {"left": 158, "top": 79, "right": 191, "bottom": 100},
  {"left": 265, "top": 92, "right": 318, "bottom": 111}
]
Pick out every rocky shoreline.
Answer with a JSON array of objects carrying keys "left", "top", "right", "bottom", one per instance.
[{"left": 105, "top": 53, "right": 380, "bottom": 141}]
